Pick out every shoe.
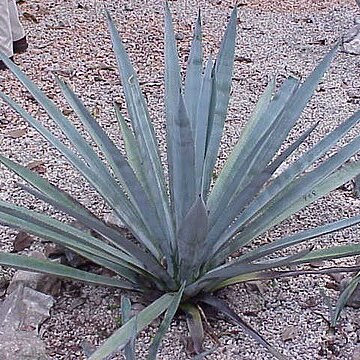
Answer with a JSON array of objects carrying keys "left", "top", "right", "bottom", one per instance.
[
  {"left": 0, "top": 57, "right": 14, "bottom": 71},
  {"left": 13, "top": 36, "right": 28, "bottom": 54}
]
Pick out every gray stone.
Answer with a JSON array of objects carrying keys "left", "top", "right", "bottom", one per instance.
[
  {"left": 0, "top": 285, "right": 54, "bottom": 332},
  {"left": 0, "top": 275, "right": 9, "bottom": 297},
  {"left": 104, "top": 211, "right": 126, "bottom": 229},
  {"left": 353, "top": 344, "right": 360, "bottom": 360},
  {"left": 0, "top": 285, "right": 53, "bottom": 359},
  {"left": 0, "top": 330, "right": 49, "bottom": 360},
  {"left": 7, "top": 251, "right": 61, "bottom": 296},
  {"left": 343, "top": 23, "right": 360, "bottom": 55}
]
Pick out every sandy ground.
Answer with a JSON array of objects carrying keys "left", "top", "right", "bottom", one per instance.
[{"left": 1, "top": 0, "right": 360, "bottom": 359}]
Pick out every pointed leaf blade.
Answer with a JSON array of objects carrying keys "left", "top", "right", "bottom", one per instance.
[
  {"left": 202, "top": 7, "right": 237, "bottom": 195},
  {"left": 184, "top": 10, "right": 203, "bottom": 129},
  {"left": 89, "top": 294, "right": 174, "bottom": 360},
  {"left": 0, "top": 252, "right": 136, "bottom": 290},
  {"left": 121, "top": 296, "right": 137, "bottom": 360},
  {"left": 200, "top": 295, "right": 286, "bottom": 360},
  {"left": 177, "top": 195, "right": 208, "bottom": 281},
  {"left": 171, "top": 95, "right": 196, "bottom": 227},
  {"left": 181, "top": 303, "right": 205, "bottom": 354},
  {"left": 147, "top": 283, "right": 185, "bottom": 360},
  {"left": 106, "top": 10, "right": 175, "bottom": 258},
  {"left": 332, "top": 272, "right": 360, "bottom": 327}
]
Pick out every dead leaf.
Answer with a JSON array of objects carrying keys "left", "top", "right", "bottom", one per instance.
[
  {"left": 62, "top": 109, "right": 73, "bottom": 116},
  {"left": 235, "top": 55, "right": 252, "bottom": 63},
  {"left": 70, "top": 297, "right": 86, "bottom": 310},
  {"left": 352, "top": 344, "right": 360, "bottom": 360},
  {"left": 7, "top": 128, "right": 27, "bottom": 138},
  {"left": 26, "top": 160, "right": 46, "bottom": 174},
  {"left": 64, "top": 249, "right": 89, "bottom": 268},
  {"left": 302, "top": 295, "right": 318, "bottom": 308},
  {"left": 44, "top": 243, "right": 65, "bottom": 258},
  {"left": 245, "top": 280, "right": 267, "bottom": 294},
  {"left": 281, "top": 326, "right": 298, "bottom": 342},
  {"left": 182, "top": 336, "right": 195, "bottom": 356},
  {"left": 92, "top": 106, "right": 101, "bottom": 117},
  {"left": 22, "top": 11, "right": 39, "bottom": 23},
  {"left": 13, "top": 231, "right": 34, "bottom": 252},
  {"left": 309, "top": 261, "right": 324, "bottom": 268},
  {"left": 50, "top": 68, "right": 74, "bottom": 77},
  {"left": 328, "top": 272, "right": 344, "bottom": 284},
  {"left": 325, "top": 281, "right": 339, "bottom": 291}
]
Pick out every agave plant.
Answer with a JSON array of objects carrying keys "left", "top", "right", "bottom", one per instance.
[{"left": 1, "top": 3, "right": 360, "bottom": 359}]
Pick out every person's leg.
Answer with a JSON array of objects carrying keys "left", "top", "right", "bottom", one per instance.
[
  {"left": 0, "top": 0, "right": 13, "bottom": 57},
  {"left": 0, "top": 0, "right": 13, "bottom": 70},
  {"left": 8, "top": 0, "right": 27, "bottom": 53}
]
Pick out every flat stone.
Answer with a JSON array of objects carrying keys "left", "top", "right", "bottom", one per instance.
[
  {"left": 104, "top": 211, "right": 126, "bottom": 229},
  {"left": 353, "top": 344, "right": 360, "bottom": 360},
  {"left": 0, "top": 285, "right": 54, "bottom": 332},
  {"left": 0, "top": 285, "right": 53, "bottom": 359},
  {"left": 0, "top": 330, "right": 49, "bottom": 360},
  {"left": 343, "top": 23, "right": 360, "bottom": 55},
  {"left": 0, "top": 275, "right": 9, "bottom": 297}
]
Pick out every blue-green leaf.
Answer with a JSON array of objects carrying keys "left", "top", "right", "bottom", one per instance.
[
  {"left": 89, "top": 294, "right": 174, "bottom": 360},
  {"left": 177, "top": 195, "right": 208, "bottom": 281},
  {"left": 0, "top": 91, "right": 158, "bottom": 259},
  {"left": 208, "top": 77, "right": 299, "bottom": 226},
  {"left": 121, "top": 296, "right": 136, "bottom": 360},
  {"left": 147, "top": 283, "right": 185, "bottom": 360},
  {"left": 200, "top": 295, "right": 286, "bottom": 360},
  {"left": 332, "top": 272, "right": 360, "bottom": 327},
  {"left": 195, "top": 56, "right": 214, "bottom": 194},
  {"left": 0, "top": 252, "right": 137, "bottom": 290},
  {"left": 106, "top": 10, "right": 175, "bottom": 260},
  {"left": 171, "top": 95, "right": 196, "bottom": 228},
  {"left": 56, "top": 78, "right": 164, "bottom": 251},
  {"left": 184, "top": 10, "right": 203, "bottom": 130},
  {"left": 213, "top": 109, "right": 360, "bottom": 262},
  {"left": 180, "top": 303, "right": 204, "bottom": 354},
  {"left": 202, "top": 7, "right": 237, "bottom": 196}
]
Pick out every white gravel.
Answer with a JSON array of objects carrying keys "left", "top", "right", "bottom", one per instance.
[{"left": 1, "top": 0, "right": 360, "bottom": 359}]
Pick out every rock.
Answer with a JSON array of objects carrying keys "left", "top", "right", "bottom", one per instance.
[
  {"left": 124, "top": 3, "right": 133, "bottom": 11},
  {"left": 0, "top": 285, "right": 53, "bottom": 359},
  {"left": 13, "top": 231, "right": 34, "bottom": 251},
  {"left": 342, "top": 23, "right": 360, "bottom": 55},
  {"left": 245, "top": 280, "right": 267, "bottom": 294},
  {"left": 353, "top": 344, "right": 360, "bottom": 360},
  {"left": 81, "top": 340, "right": 97, "bottom": 358},
  {"left": 44, "top": 242, "right": 65, "bottom": 258},
  {"left": 0, "top": 330, "right": 49, "bottom": 360},
  {"left": 104, "top": 211, "right": 126, "bottom": 229},
  {"left": 81, "top": 340, "right": 113, "bottom": 360},
  {"left": 64, "top": 248, "right": 89, "bottom": 268},
  {"left": 44, "top": 243, "right": 89, "bottom": 268},
  {"left": 281, "top": 326, "right": 298, "bottom": 342},
  {"left": 7, "top": 251, "right": 61, "bottom": 296},
  {"left": 0, "top": 285, "right": 54, "bottom": 332},
  {"left": 175, "top": 32, "right": 184, "bottom": 41},
  {"left": 0, "top": 276, "right": 9, "bottom": 297}
]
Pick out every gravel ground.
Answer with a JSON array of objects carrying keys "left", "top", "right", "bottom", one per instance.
[{"left": 1, "top": 0, "right": 360, "bottom": 359}]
